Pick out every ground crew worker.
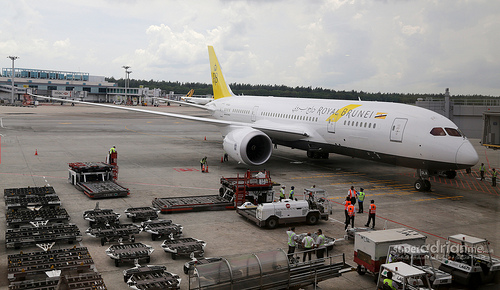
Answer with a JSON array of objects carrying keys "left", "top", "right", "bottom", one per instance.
[
  {"left": 343, "top": 197, "right": 351, "bottom": 229},
  {"left": 108, "top": 146, "right": 117, "bottom": 164},
  {"left": 289, "top": 186, "right": 295, "bottom": 200},
  {"left": 348, "top": 186, "right": 357, "bottom": 205},
  {"left": 492, "top": 168, "right": 497, "bottom": 187},
  {"left": 286, "top": 227, "right": 298, "bottom": 256},
  {"left": 365, "top": 200, "right": 376, "bottom": 229},
  {"left": 279, "top": 185, "right": 286, "bottom": 201},
  {"left": 357, "top": 188, "right": 366, "bottom": 213},
  {"left": 200, "top": 156, "right": 207, "bottom": 172},
  {"left": 223, "top": 152, "right": 228, "bottom": 162},
  {"left": 346, "top": 203, "right": 355, "bottom": 230},
  {"left": 479, "top": 163, "right": 485, "bottom": 181},
  {"left": 315, "top": 229, "right": 326, "bottom": 259},
  {"left": 302, "top": 232, "right": 315, "bottom": 262},
  {"left": 383, "top": 271, "right": 397, "bottom": 290}
]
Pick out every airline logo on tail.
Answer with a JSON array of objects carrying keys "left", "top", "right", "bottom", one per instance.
[{"left": 208, "top": 46, "right": 233, "bottom": 100}]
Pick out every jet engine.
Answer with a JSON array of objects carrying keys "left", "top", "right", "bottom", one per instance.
[{"left": 223, "top": 127, "right": 273, "bottom": 166}]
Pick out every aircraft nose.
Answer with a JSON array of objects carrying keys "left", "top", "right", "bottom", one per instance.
[{"left": 456, "top": 141, "right": 479, "bottom": 167}]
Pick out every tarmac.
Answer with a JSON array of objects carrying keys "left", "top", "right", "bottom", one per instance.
[{"left": 0, "top": 103, "right": 499, "bottom": 289}]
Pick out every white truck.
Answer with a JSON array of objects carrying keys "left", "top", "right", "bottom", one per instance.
[
  {"left": 354, "top": 228, "right": 427, "bottom": 277},
  {"left": 236, "top": 198, "right": 329, "bottom": 229},
  {"left": 387, "top": 243, "right": 452, "bottom": 287},
  {"left": 439, "top": 234, "right": 500, "bottom": 286},
  {"left": 377, "top": 262, "right": 434, "bottom": 290}
]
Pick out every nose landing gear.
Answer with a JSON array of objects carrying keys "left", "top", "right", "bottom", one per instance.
[{"left": 414, "top": 169, "right": 431, "bottom": 191}]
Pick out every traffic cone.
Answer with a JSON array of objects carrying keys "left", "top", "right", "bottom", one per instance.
[
  {"left": 35, "top": 150, "right": 38, "bottom": 156},
  {"left": 221, "top": 156, "right": 224, "bottom": 163},
  {"left": 205, "top": 165, "right": 209, "bottom": 173},
  {"left": 204, "top": 136, "right": 206, "bottom": 141}
]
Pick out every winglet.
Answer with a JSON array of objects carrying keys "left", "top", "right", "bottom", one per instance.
[{"left": 208, "top": 46, "right": 234, "bottom": 100}]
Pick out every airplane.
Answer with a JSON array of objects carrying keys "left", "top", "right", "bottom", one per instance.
[
  {"left": 29, "top": 46, "right": 479, "bottom": 192},
  {"left": 180, "top": 89, "right": 214, "bottom": 105}
]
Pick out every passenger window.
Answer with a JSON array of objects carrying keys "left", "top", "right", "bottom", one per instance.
[
  {"left": 430, "top": 127, "right": 446, "bottom": 136},
  {"left": 445, "top": 128, "right": 462, "bottom": 137}
]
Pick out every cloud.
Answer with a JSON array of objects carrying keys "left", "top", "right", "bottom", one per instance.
[{"left": 1, "top": 0, "right": 500, "bottom": 95}]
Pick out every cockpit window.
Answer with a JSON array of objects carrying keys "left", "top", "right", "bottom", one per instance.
[
  {"left": 445, "top": 128, "right": 462, "bottom": 137},
  {"left": 430, "top": 127, "right": 446, "bottom": 136}
]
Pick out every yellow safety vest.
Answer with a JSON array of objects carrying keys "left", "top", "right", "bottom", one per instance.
[{"left": 287, "top": 231, "right": 296, "bottom": 246}]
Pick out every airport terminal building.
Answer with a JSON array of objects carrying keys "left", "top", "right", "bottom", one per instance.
[{"left": 0, "top": 67, "right": 161, "bottom": 104}]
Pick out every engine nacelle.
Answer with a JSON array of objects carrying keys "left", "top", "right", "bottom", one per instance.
[{"left": 223, "top": 127, "right": 273, "bottom": 166}]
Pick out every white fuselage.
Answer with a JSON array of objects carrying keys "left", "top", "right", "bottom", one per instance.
[{"left": 206, "top": 96, "right": 478, "bottom": 170}]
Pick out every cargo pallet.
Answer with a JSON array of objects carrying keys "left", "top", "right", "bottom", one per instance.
[
  {"left": 125, "top": 265, "right": 181, "bottom": 289},
  {"left": 141, "top": 219, "right": 183, "bottom": 241},
  {"left": 161, "top": 237, "right": 206, "bottom": 260},
  {"left": 8, "top": 272, "right": 107, "bottom": 290},
  {"left": 152, "top": 195, "right": 233, "bottom": 213},
  {"left": 6, "top": 223, "right": 82, "bottom": 249},
  {"left": 5, "top": 194, "right": 61, "bottom": 210},
  {"left": 6, "top": 207, "right": 70, "bottom": 228},
  {"left": 86, "top": 223, "right": 141, "bottom": 246},
  {"left": 83, "top": 203, "right": 120, "bottom": 226},
  {"left": 8, "top": 247, "right": 95, "bottom": 281},
  {"left": 69, "top": 161, "right": 129, "bottom": 199},
  {"left": 4, "top": 186, "right": 56, "bottom": 197},
  {"left": 152, "top": 170, "right": 276, "bottom": 213},
  {"left": 125, "top": 206, "right": 160, "bottom": 222},
  {"left": 105, "top": 242, "right": 154, "bottom": 267}
]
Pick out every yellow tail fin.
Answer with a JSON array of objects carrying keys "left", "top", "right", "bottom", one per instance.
[
  {"left": 186, "top": 89, "right": 194, "bottom": 98},
  {"left": 208, "top": 46, "right": 233, "bottom": 100}
]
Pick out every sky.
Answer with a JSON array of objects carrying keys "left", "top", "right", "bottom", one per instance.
[{"left": 1, "top": 0, "right": 499, "bottom": 96}]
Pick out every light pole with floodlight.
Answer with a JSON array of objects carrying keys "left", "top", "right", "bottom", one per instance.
[
  {"left": 7, "top": 56, "right": 19, "bottom": 104},
  {"left": 122, "top": 66, "right": 130, "bottom": 104}
]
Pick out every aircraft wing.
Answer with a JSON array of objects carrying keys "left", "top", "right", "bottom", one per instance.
[{"left": 29, "top": 94, "right": 309, "bottom": 138}]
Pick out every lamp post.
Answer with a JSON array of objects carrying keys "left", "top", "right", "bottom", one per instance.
[
  {"left": 122, "top": 66, "right": 131, "bottom": 103},
  {"left": 7, "top": 56, "right": 19, "bottom": 104}
]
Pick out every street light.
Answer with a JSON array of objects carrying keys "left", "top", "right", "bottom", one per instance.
[
  {"left": 122, "top": 65, "right": 131, "bottom": 103},
  {"left": 7, "top": 56, "right": 19, "bottom": 104}
]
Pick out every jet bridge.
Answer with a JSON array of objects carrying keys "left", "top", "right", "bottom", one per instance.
[{"left": 482, "top": 111, "right": 500, "bottom": 149}]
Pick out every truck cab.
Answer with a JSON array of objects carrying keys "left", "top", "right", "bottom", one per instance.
[
  {"left": 387, "top": 244, "right": 452, "bottom": 287},
  {"left": 377, "top": 262, "right": 433, "bottom": 290}
]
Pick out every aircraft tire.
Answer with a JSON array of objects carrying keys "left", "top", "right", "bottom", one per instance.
[
  {"left": 424, "top": 180, "right": 431, "bottom": 191},
  {"left": 414, "top": 179, "right": 425, "bottom": 191}
]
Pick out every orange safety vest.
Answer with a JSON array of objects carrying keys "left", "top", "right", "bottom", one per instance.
[
  {"left": 344, "top": 200, "right": 351, "bottom": 211},
  {"left": 369, "top": 204, "right": 376, "bottom": 214},
  {"left": 347, "top": 204, "right": 355, "bottom": 217},
  {"left": 348, "top": 189, "right": 356, "bottom": 198}
]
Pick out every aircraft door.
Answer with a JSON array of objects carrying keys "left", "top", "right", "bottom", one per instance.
[
  {"left": 390, "top": 118, "right": 408, "bottom": 142},
  {"left": 327, "top": 120, "right": 336, "bottom": 133},
  {"left": 251, "top": 106, "right": 259, "bottom": 122}
]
